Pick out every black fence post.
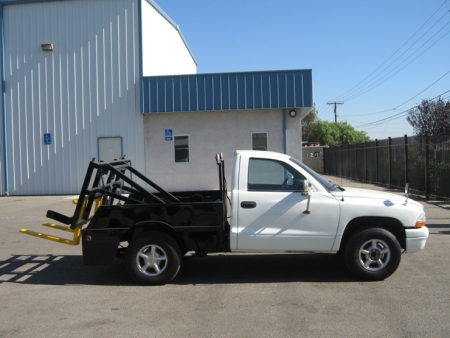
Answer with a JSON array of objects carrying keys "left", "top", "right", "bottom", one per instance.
[
  {"left": 404, "top": 134, "right": 409, "bottom": 186},
  {"left": 364, "top": 141, "right": 367, "bottom": 182},
  {"left": 425, "top": 133, "right": 430, "bottom": 199},
  {"left": 388, "top": 137, "right": 392, "bottom": 189},
  {"left": 375, "top": 139, "right": 379, "bottom": 184}
]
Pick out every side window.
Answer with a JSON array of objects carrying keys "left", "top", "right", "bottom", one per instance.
[
  {"left": 248, "top": 158, "right": 306, "bottom": 191},
  {"left": 252, "top": 133, "right": 267, "bottom": 150},
  {"left": 174, "top": 135, "right": 189, "bottom": 162}
]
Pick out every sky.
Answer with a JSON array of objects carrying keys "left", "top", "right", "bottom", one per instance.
[{"left": 154, "top": 0, "right": 450, "bottom": 141}]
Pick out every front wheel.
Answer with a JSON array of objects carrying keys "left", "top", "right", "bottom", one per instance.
[
  {"left": 344, "top": 228, "right": 401, "bottom": 281},
  {"left": 126, "top": 232, "right": 181, "bottom": 285}
]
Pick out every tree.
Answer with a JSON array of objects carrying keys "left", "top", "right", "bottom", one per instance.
[
  {"left": 302, "top": 105, "right": 318, "bottom": 141},
  {"left": 406, "top": 98, "right": 450, "bottom": 141},
  {"left": 307, "top": 121, "right": 370, "bottom": 146}
]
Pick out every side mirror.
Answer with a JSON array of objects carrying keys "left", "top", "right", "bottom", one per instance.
[
  {"left": 303, "top": 180, "right": 312, "bottom": 191},
  {"left": 286, "top": 173, "right": 294, "bottom": 186},
  {"left": 302, "top": 180, "right": 312, "bottom": 195}
]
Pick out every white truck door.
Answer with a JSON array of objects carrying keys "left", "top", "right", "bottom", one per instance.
[{"left": 236, "top": 157, "right": 340, "bottom": 252}]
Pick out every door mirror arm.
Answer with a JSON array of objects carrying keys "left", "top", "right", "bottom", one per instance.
[{"left": 302, "top": 180, "right": 312, "bottom": 214}]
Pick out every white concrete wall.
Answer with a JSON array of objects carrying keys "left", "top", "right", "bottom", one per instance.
[
  {"left": 141, "top": 1, "right": 197, "bottom": 76},
  {"left": 144, "top": 110, "right": 285, "bottom": 191},
  {"left": 303, "top": 146, "right": 326, "bottom": 173}
]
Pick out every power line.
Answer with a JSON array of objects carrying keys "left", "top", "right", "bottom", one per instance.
[
  {"left": 391, "top": 70, "right": 450, "bottom": 109},
  {"left": 340, "top": 76, "right": 450, "bottom": 118},
  {"left": 341, "top": 25, "right": 450, "bottom": 102},
  {"left": 334, "top": 1, "right": 449, "bottom": 101},
  {"left": 353, "top": 89, "right": 450, "bottom": 129},
  {"left": 332, "top": 1, "right": 450, "bottom": 102},
  {"left": 354, "top": 111, "right": 409, "bottom": 128}
]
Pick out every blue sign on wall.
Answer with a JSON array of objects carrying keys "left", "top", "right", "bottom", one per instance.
[
  {"left": 44, "top": 133, "right": 51, "bottom": 145},
  {"left": 165, "top": 129, "right": 173, "bottom": 141}
]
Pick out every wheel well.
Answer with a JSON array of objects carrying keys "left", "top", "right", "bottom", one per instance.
[
  {"left": 340, "top": 217, "right": 406, "bottom": 251},
  {"left": 125, "top": 222, "right": 186, "bottom": 252}
]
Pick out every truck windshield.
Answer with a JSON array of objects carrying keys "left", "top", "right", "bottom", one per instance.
[{"left": 289, "top": 157, "right": 341, "bottom": 191}]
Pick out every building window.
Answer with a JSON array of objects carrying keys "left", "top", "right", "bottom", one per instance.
[
  {"left": 174, "top": 135, "right": 189, "bottom": 162},
  {"left": 252, "top": 133, "right": 267, "bottom": 151}
]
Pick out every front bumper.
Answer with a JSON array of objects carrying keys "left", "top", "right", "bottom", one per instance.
[{"left": 405, "top": 226, "right": 429, "bottom": 253}]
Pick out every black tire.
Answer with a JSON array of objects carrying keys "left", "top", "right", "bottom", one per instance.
[
  {"left": 126, "top": 232, "right": 181, "bottom": 285},
  {"left": 344, "top": 228, "right": 401, "bottom": 281}
]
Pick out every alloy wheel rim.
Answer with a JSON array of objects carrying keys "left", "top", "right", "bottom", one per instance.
[
  {"left": 136, "top": 244, "right": 168, "bottom": 276},
  {"left": 358, "top": 239, "right": 391, "bottom": 271}
]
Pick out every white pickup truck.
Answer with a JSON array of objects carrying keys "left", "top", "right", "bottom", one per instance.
[{"left": 21, "top": 150, "right": 429, "bottom": 285}]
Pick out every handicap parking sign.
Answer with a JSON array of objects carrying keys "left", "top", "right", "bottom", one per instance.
[
  {"left": 165, "top": 129, "right": 173, "bottom": 141},
  {"left": 44, "top": 133, "right": 51, "bottom": 145}
]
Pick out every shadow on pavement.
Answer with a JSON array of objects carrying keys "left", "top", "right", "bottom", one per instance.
[
  {"left": 0, "top": 254, "right": 133, "bottom": 286},
  {"left": 0, "top": 253, "right": 357, "bottom": 286}
]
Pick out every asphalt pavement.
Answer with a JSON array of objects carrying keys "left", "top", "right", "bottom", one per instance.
[{"left": 0, "top": 177, "right": 449, "bottom": 338}]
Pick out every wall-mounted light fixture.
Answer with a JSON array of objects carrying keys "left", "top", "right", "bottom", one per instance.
[
  {"left": 41, "top": 43, "right": 54, "bottom": 51},
  {"left": 289, "top": 109, "right": 297, "bottom": 118}
]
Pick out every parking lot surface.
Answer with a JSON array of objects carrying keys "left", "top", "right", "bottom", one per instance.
[{"left": 1, "top": 177, "right": 449, "bottom": 338}]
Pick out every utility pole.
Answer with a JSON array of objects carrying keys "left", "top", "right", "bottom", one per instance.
[{"left": 327, "top": 101, "right": 344, "bottom": 122}]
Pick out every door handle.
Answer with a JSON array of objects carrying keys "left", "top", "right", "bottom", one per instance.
[{"left": 241, "top": 201, "right": 257, "bottom": 209}]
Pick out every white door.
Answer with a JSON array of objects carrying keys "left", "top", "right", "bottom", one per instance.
[
  {"left": 237, "top": 157, "right": 340, "bottom": 252},
  {"left": 98, "top": 137, "right": 123, "bottom": 162}
]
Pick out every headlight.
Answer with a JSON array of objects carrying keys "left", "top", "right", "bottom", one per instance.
[{"left": 415, "top": 213, "right": 426, "bottom": 228}]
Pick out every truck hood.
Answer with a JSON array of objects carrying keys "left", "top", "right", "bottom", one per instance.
[{"left": 330, "top": 187, "right": 423, "bottom": 208}]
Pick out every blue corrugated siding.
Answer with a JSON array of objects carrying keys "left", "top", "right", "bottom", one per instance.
[{"left": 141, "top": 69, "right": 313, "bottom": 113}]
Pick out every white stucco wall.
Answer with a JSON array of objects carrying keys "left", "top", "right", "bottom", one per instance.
[
  {"left": 141, "top": 1, "right": 197, "bottom": 76},
  {"left": 144, "top": 110, "right": 289, "bottom": 191},
  {"left": 285, "top": 109, "right": 303, "bottom": 160}
]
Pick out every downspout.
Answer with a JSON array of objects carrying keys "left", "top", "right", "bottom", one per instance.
[
  {"left": 138, "top": 0, "right": 143, "bottom": 114},
  {"left": 0, "top": 5, "right": 8, "bottom": 195},
  {"left": 282, "top": 109, "right": 287, "bottom": 154}
]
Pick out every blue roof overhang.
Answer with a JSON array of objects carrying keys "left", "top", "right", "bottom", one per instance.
[{"left": 141, "top": 69, "right": 313, "bottom": 114}]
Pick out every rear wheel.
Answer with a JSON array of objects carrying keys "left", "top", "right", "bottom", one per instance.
[
  {"left": 344, "top": 228, "right": 401, "bottom": 281},
  {"left": 126, "top": 232, "right": 181, "bottom": 285}
]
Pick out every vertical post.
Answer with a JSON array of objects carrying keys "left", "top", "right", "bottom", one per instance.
[
  {"left": 425, "top": 133, "right": 430, "bottom": 199},
  {"left": 388, "top": 137, "right": 392, "bottom": 189},
  {"left": 282, "top": 109, "right": 287, "bottom": 154},
  {"left": 0, "top": 6, "right": 10, "bottom": 195},
  {"left": 404, "top": 134, "right": 409, "bottom": 186},
  {"left": 364, "top": 141, "right": 367, "bottom": 182},
  {"left": 375, "top": 139, "right": 379, "bottom": 184},
  {"left": 327, "top": 102, "right": 344, "bottom": 123}
]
